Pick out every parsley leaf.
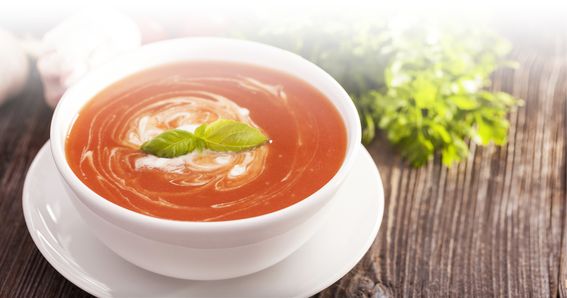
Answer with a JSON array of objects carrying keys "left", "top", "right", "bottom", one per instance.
[
  {"left": 231, "top": 17, "right": 522, "bottom": 167},
  {"left": 368, "top": 23, "right": 522, "bottom": 166}
]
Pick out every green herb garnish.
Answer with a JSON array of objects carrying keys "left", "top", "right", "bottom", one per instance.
[
  {"left": 235, "top": 18, "right": 522, "bottom": 167},
  {"left": 366, "top": 24, "right": 522, "bottom": 167},
  {"left": 141, "top": 119, "right": 269, "bottom": 158}
]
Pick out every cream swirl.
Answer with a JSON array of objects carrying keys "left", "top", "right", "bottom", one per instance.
[
  {"left": 119, "top": 91, "right": 269, "bottom": 191},
  {"left": 67, "top": 62, "right": 349, "bottom": 222},
  {"left": 72, "top": 71, "right": 328, "bottom": 221}
]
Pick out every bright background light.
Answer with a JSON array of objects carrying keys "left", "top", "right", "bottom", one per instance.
[{"left": 1, "top": 0, "right": 566, "bottom": 34}]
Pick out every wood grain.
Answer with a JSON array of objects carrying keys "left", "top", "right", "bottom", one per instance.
[
  {"left": 0, "top": 30, "right": 566, "bottom": 298},
  {"left": 0, "top": 68, "right": 92, "bottom": 297},
  {"left": 317, "top": 32, "right": 567, "bottom": 297}
]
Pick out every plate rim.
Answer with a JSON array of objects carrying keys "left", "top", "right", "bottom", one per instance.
[
  {"left": 296, "top": 146, "right": 383, "bottom": 297},
  {"left": 23, "top": 142, "right": 105, "bottom": 297},
  {"left": 22, "top": 141, "right": 384, "bottom": 298}
]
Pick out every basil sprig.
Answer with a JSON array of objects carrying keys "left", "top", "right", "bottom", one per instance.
[{"left": 141, "top": 119, "right": 269, "bottom": 158}]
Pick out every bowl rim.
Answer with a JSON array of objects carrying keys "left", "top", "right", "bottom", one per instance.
[{"left": 50, "top": 37, "right": 362, "bottom": 232}]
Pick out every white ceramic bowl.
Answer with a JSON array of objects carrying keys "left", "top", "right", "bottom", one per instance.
[{"left": 50, "top": 38, "right": 361, "bottom": 280}]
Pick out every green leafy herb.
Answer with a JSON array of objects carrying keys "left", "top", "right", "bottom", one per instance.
[
  {"left": 141, "top": 119, "right": 268, "bottom": 158},
  {"left": 195, "top": 119, "right": 269, "bottom": 152},
  {"left": 140, "top": 129, "right": 203, "bottom": 158},
  {"left": 367, "top": 23, "right": 522, "bottom": 167},
  {"left": 233, "top": 17, "right": 522, "bottom": 167}
]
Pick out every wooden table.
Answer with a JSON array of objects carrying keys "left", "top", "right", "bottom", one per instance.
[{"left": 1, "top": 29, "right": 566, "bottom": 297}]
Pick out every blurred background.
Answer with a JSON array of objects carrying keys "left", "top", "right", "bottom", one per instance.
[
  {"left": 3, "top": 1, "right": 567, "bottom": 297},
  {"left": 1, "top": 0, "right": 566, "bottom": 166}
]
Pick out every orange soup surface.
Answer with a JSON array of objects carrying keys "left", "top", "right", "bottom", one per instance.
[{"left": 66, "top": 61, "right": 347, "bottom": 221}]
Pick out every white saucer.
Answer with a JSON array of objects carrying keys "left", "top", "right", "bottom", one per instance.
[{"left": 23, "top": 142, "right": 384, "bottom": 298}]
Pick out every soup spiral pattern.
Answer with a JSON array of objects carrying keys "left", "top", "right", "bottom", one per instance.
[
  {"left": 66, "top": 62, "right": 347, "bottom": 221},
  {"left": 124, "top": 92, "right": 269, "bottom": 191}
]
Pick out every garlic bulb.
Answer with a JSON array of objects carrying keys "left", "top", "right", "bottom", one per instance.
[
  {"left": 0, "top": 28, "right": 29, "bottom": 106},
  {"left": 36, "top": 8, "right": 141, "bottom": 108}
]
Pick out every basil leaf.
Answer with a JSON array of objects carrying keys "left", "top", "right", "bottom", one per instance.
[
  {"left": 194, "top": 123, "right": 207, "bottom": 137},
  {"left": 140, "top": 119, "right": 268, "bottom": 158},
  {"left": 200, "top": 119, "right": 268, "bottom": 152},
  {"left": 140, "top": 129, "right": 199, "bottom": 158}
]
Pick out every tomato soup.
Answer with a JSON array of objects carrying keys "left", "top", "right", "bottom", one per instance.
[{"left": 65, "top": 61, "right": 347, "bottom": 221}]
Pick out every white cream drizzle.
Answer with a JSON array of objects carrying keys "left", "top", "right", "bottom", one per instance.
[
  {"left": 117, "top": 81, "right": 273, "bottom": 188},
  {"left": 76, "top": 75, "right": 307, "bottom": 221}
]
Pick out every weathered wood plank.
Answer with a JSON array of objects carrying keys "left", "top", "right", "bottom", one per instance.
[
  {"left": 0, "top": 31, "right": 566, "bottom": 298},
  {"left": 317, "top": 35, "right": 567, "bottom": 298},
  {"left": 0, "top": 69, "right": 91, "bottom": 298}
]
